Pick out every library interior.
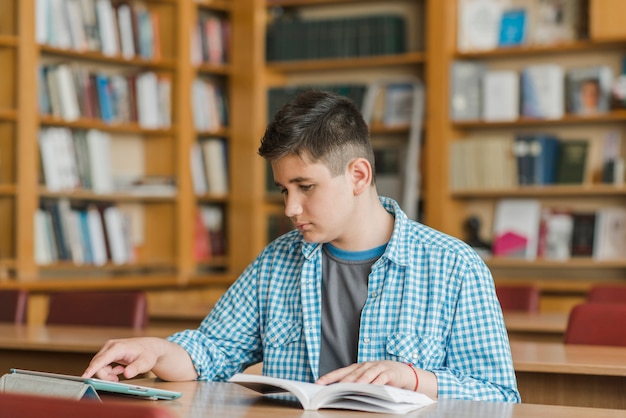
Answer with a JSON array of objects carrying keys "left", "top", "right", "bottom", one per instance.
[{"left": 0, "top": 0, "right": 625, "bottom": 416}]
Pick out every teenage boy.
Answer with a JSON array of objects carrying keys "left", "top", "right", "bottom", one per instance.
[{"left": 83, "top": 90, "right": 520, "bottom": 402}]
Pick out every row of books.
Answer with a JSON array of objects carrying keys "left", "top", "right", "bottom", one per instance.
[
  {"left": 266, "top": 14, "right": 407, "bottom": 62},
  {"left": 35, "top": 199, "right": 137, "bottom": 266},
  {"left": 39, "top": 63, "right": 172, "bottom": 129},
  {"left": 190, "top": 138, "right": 229, "bottom": 196},
  {"left": 457, "top": 0, "right": 586, "bottom": 52},
  {"left": 36, "top": 0, "right": 161, "bottom": 60},
  {"left": 39, "top": 127, "right": 177, "bottom": 196},
  {"left": 191, "top": 10, "right": 231, "bottom": 66},
  {"left": 491, "top": 199, "right": 626, "bottom": 262},
  {"left": 192, "top": 78, "right": 228, "bottom": 132},
  {"left": 450, "top": 62, "right": 615, "bottom": 122},
  {"left": 193, "top": 205, "right": 226, "bottom": 261},
  {"left": 449, "top": 134, "right": 595, "bottom": 191}
]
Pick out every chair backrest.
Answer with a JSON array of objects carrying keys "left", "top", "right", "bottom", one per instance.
[
  {"left": 564, "top": 302, "right": 626, "bottom": 346},
  {"left": 0, "top": 392, "right": 176, "bottom": 418},
  {"left": 46, "top": 290, "right": 148, "bottom": 329},
  {"left": 495, "top": 285, "right": 540, "bottom": 312},
  {"left": 587, "top": 285, "right": 626, "bottom": 304},
  {"left": 0, "top": 290, "right": 28, "bottom": 324}
]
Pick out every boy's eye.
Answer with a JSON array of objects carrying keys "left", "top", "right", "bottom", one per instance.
[{"left": 300, "top": 184, "right": 313, "bottom": 192}]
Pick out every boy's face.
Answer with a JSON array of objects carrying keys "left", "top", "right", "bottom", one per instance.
[{"left": 272, "top": 154, "right": 356, "bottom": 245}]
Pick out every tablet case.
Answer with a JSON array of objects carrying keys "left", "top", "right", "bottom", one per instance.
[{"left": 0, "top": 372, "right": 101, "bottom": 401}]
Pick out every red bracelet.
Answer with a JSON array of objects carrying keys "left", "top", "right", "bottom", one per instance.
[{"left": 407, "top": 363, "right": 419, "bottom": 391}]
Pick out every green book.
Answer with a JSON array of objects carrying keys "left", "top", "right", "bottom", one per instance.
[{"left": 555, "top": 140, "right": 588, "bottom": 184}]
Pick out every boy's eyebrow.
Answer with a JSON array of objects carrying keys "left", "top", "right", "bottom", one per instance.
[{"left": 274, "top": 177, "right": 311, "bottom": 187}]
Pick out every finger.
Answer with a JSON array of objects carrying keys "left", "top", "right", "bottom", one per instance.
[{"left": 316, "top": 363, "right": 360, "bottom": 385}]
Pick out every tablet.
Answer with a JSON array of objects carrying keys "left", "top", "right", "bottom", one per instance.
[{"left": 10, "top": 369, "right": 182, "bottom": 401}]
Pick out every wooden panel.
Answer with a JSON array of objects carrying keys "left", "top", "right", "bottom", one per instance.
[
  {"left": 0, "top": 1, "right": 15, "bottom": 36},
  {"left": 0, "top": 123, "right": 16, "bottom": 183},
  {"left": 0, "top": 49, "right": 16, "bottom": 109},
  {"left": 590, "top": 0, "right": 626, "bottom": 41}
]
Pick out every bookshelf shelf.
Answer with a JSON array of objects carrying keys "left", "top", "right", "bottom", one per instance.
[
  {"left": 266, "top": 52, "right": 426, "bottom": 73},
  {"left": 0, "top": 109, "right": 17, "bottom": 121},
  {"left": 39, "top": 190, "right": 177, "bottom": 202},
  {"left": 0, "top": 185, "right": 17, "bottom": 195},
  {"left": 39, "top": 116, "right": 176, "bottom": 135},
  {"left": 451, "top": 185, "right": 626, "bottom": 199},
  {"left": 455, "top": 39, "right": 626, "bottom": 60},
  {"left": 197, "top": 0, "right": 232, "bottom": 11},
  {"left": 39, "top": 45, "right": 177, "bottom": 70},
  {"left": 452, "top": 110, "right": 626, "bottom": 129},
  {"left": 0, "top": 35, "right": 17, "bottom": 47},
  {"left": 486, "top": 258, "right": 626, "bottom": 270},
  {"left": 196, "top": 64, "right": 232, "bottom": 76}
]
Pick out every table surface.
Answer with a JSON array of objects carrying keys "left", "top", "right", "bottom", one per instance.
[
  {"left": 503, "top": 312, "right": 568, "bottom": 333},
  {"left": 113, "top": 379, "right": 626, "bottom": 418},
  {"left": 0, "top": 323, "right": 180, "bottom": 352}
]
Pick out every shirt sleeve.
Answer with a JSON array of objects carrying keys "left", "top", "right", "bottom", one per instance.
[
  {"left": 433, "top": 258, "right": 521, "bottom": 402},
  {"left": 167, "top": 259, "right": 263, "bottom": 381}
]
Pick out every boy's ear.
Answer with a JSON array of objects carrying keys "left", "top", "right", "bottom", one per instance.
[{"left": 348, "top": 157, "right": 373, "bottom": 195}]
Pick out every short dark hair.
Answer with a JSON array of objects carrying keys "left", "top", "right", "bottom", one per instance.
[{"left": 258, "top": 90, "right": 374, "bottom": 178}]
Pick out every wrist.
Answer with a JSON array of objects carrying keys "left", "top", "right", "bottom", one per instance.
[{"left": 406, "top": 363, "right": 419, "bottom": 391}]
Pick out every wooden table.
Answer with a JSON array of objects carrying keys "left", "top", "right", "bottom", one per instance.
[
  {"left": 0, "top": 324, "right": 180, "bottom": 376},
  {"left": 112, "top": 379, "right": 626, "bottom": 418},
  {"left": 503, "top": 312, "right": 568, "bottom": 342},
  {"left": 510, "top": 340, "right": 626, "bottom": 409}
]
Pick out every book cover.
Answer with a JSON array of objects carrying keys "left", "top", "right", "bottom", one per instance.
[
  {"left": 457, "top": 0, "right": 505, "bottom": 52},
  {"left": 450, "top": 61, "right": 486, "bottom": 121},
  {"left": 512, "top": 135, "right": 534, "bottom": 186},
  {"left": 520, "top": 64, "right": 565, "bottom": 119},
  {"left": 537, "top": 208, "right": 573, "bottom": 261},
  {"left": 570, "top": 212, "right": 596, "bottom": 257},
  {"left": 498, "top": 8, "right": 527, "bottom": 47},
  {"left": 593, "top": 207, "right": 626, "bottom": 260},
  {"left": 228, "top": 373, "right": 435, "bottom": 414},
  {"left": 566, "top": 66, "right": 614, "bottom": 115},
  {"left": 530, "top": 134, "right": 560, "bottom": 185},
  {"left": 482, "top": 70, "right": 519, "bottom": 121},
  {"left": 492, "top": 199, "right": 542, "bottom": 260},
  {"left": 555, "top": 140, "right": 588, "bottom": 184}
]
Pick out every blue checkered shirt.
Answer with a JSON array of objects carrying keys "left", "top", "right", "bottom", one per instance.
[{"left": 168, "top": 197, "right": 521, "bottom": 402}]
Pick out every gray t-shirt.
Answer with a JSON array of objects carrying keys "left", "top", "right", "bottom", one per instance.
[{"left": 318, "top": 243, "right": 386, "bottom": 376}]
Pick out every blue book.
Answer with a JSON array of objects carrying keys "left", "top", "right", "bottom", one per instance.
[
  {"left": 530, "top": 135, "right": 560, "bottom": 185},
  {"left": 498, "top": 9, "right": 527, "bottom": 47},
  {"left": 95, "top": 74, "right": 114, "bottom": 123}
]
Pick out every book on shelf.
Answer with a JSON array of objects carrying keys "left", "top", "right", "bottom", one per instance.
[
  {"left": 565, "top": 66, "right": 614, "bottom": 115},
  {"left": 513, "top": 134, "right": 560, "bottom": 186},
  {"left": 381, "top": 83, "right": 415, "bottom": 127},
  {"left": 457, "top": 0, "right": 506, "bottom": 52},
  {"left": 85, "top": 129, "right": 114, "bottom": 194},
  {"left": 95, "top": 0, "right": 119, "bottom": 56},
  {"left": 193, "top": 210, "right": 211, "bottom": 261},
  {"left": 38, "top": 127, "right": 81, "bottom": 192},
  {"left": 555, "top": 140, "right": 589, "bottom": 184},
  {"left": 192, "top": 78, "right": 227, "bottom": 132},
  {"left": 450, "top": 61, "right": 486, "bottom": 121},
  {"left": 228, "top": 373, "right": 435, "bottom": 414},
  {"left": 190, "top": 142, "right": 208, "bottom": 195},
  {"left": 520, "top": 64, "right": 565, "bottom": 120},
  {"left": 199, "top": 205, "right": 226, "bottom": 257},
  {"left": 498, "top": 8, "right": 527, "bottom": 47},
  {"left": 601, "top": 130, "right": 625, "bottom": 185},
  {"left": 200, "top": 138, "right": 229, "bottom": 196},
  {"left": 537, "top": 208, "right": 573, "bottom": 261},
  {"left": 570, "top": 212, "right": 596, "bottom": 257},
  {"left": 530, "top": 0, "right": 586, "bottom": 45},
  {"left": 593, "top": 207, "right": 626, "bottom": 260},
  {"left": 482, "top": 70, "right": 519, "bottom": 122},
  {"left": 492, "top": 198, "right": 541, "bottom": 260},
  {"left": 449, "top": 136, "right": 516, "bottom": 191}
]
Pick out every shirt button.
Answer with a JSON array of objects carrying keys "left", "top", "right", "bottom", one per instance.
[
  {"left": 412, "top": 353, "right": 418, "bottom": 359},
  {"left": 371, "top": 291, "right": 378, "bottom": 298},
  {"left": 363, "top": 337, "right": 371, "bottom": 344}
]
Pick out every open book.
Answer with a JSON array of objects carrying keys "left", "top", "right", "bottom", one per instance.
[{"left": 228, "top": 373, "right": 435, "bottom": 414}]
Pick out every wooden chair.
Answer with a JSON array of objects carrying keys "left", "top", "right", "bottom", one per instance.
[
  {"left": 587, "top": 285, "right": 626, "bottom": 304},
  {"left": 46, "top": 290, "right": 148, "bottom": 329},
  {"left": 495, "top": 285, "right": 540, "bottom": 312},
  {"left": 0, "top": 392, "right": 176, "bottom": 418},
  {"left": 0, "top": 289, "right": 28, "bottom": 324},
  {"left": 564, "top": 302, "right": 626, "bottom": 346}
]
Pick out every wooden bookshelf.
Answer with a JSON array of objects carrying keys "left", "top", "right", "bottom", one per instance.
[{"left": 429, "top": 0, "right": 626, "bottom": 312}]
